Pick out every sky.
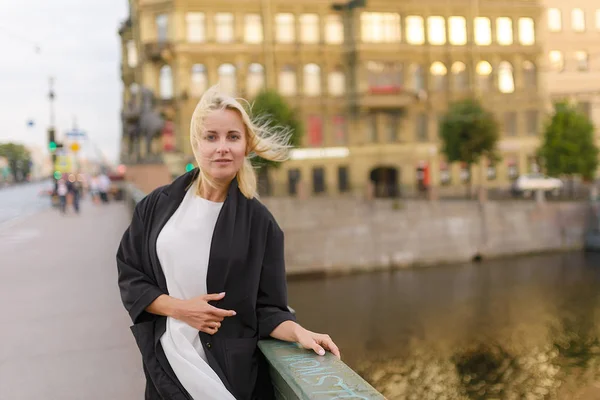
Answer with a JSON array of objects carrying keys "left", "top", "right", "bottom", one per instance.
[{"left": 0, "top": 0, "right": 129, "bottom": 164}]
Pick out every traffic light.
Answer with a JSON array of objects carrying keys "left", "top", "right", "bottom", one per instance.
[
  {"left": 49, "top": 141, "right": 57, "bottom": 152},
  {"left": 48, "top": 128, "right": 55, "bottom": 148}
]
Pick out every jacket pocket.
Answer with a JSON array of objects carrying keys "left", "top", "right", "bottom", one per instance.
[
  {"left": 224, "top": 337, "right": 259, "bottom": 400},
  {"left": 130, "top": 321, "right": 189, "bottom": 400}
]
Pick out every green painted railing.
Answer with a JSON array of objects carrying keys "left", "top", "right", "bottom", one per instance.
[{"left": 123, "top": 183, "right": 385, "bottom": 399}]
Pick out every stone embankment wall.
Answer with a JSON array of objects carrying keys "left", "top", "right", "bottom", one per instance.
[{"left": 260, "top": 198, "right": 592, "bottom": 275}]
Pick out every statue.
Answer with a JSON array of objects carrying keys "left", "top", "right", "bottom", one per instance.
[{"left": 121, "top": 85, "right": 165, "bottom": 162}]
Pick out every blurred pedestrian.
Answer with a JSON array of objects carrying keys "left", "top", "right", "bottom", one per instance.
[
  {"left": 98, "top": 173, "right": 111, "bottom": 203},
  {"left": 68, "top": 179, "right": 82, "bottom": 214},
  {"left": 56, "top": 178, "right": 68, "bottom": 214},
  {"left": 117, "top": 86, "right": 340, "bottom": 400}
]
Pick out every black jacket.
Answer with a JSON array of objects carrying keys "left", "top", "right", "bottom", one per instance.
[{"left": 117, "top": 169, "right": 296, "bottom": 400}]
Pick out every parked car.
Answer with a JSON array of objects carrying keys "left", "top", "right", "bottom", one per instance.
[{"left": 511, "top": 174, "right": 563, "bottom": 197}]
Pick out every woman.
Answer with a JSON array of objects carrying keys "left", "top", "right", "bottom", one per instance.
[{"left": 117, "top": 86, "right": 340, "bottom": 400}]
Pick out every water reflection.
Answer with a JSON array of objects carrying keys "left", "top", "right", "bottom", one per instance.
[{"left": 288, "top": 252, "right": 600, "bottom": 399}]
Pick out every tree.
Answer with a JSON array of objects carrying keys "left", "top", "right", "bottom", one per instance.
[
  {"left": 439, "top": 98, "right": 500, "bottom": 198},
  {"left": 538, "top": 101, "right": 598, "bottom": 182},
  {"left": 248, "top": 90, "right": 303, "bottom": 169},
  {"left": 0, "top": 142, "right": 32, "bottom": 182}
]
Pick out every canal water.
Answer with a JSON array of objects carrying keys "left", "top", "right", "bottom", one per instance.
[{"left": 288, "top": 252, "right": 600, "bottom": 400}]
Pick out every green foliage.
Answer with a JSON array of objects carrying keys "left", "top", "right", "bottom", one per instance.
[
  {"left": 538, "top": 101, "right": 598, "bottom": 180},
  {"left": 0, "top": 142, "right": 32, "bottom": 182},
  {"left": 248, "top": 90, "right": 302, "bottom": 169},
  {"left": 439, "top": 98, "right": 500, "bottom": 167}
]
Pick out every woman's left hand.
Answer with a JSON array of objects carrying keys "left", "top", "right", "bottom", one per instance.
[{"left": 295, "top": 327, "right": 341, "bottom": 359}]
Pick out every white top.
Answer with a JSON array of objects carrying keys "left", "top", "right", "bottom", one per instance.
[{"left": 157, "top": 181, "right": 236, "bottom": 400}]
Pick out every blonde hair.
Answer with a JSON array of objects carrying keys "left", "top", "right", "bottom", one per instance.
[{"left": 190, "top": 85, "right": 292, "bottom": 199}]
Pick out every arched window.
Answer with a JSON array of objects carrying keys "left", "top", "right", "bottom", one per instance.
[
  {"left": 218, "top": 63, "right": 237, "bottom": 96},
  {"left": 411, "top": 64, "right": 425, "bottom": 92},
  {"left": 451, "top": 61, "right": 468, "bottom": 91},
  {"left": 328, "top": 67, "right": 345, "bottom": 96},
  {"left": 159, "top": 65, "right": 173, "bottom": 99},
  {"left": 126, "top": 40, "right": 138, "bottom": 68},
  {"left": 430, "top": 62, "right": 447, "bottom": 92},
  {"left": 476, "top": 61, "right": 493, "bottom": 92},
  {"left": 278, "top": 65, "right": 297, "bottom": 96},
  {"left": 303, "top": 64, "right": 321, "bottom": 96},
  {"left": 523, "top": 61, "right": 536, "bottom": 89},
  {"left": 246, "top": 63, "right": 265, "bottom": 98},
  {"left": 190, "top": 64, "right": 208, "bottom": 97},
  {"left": 498, "top": 61, "right": 514, "bottom": 94}
]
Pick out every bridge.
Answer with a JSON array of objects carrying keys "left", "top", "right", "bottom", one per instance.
[{"left": 0, "top": 190, "right": 383, "bottom": 399}]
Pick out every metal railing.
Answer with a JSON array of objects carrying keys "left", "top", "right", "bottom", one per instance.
[{"left": 122, "top": 183, "right": 385, "bottom": 400}]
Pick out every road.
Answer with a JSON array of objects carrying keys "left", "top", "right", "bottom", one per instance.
[{"left": 0, "top": 180, "right": 53, "bottom": 226}]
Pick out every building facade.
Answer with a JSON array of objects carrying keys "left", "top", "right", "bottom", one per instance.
[
  {"left": 540, "top": 1, "right": 600, "bottom": 151},
  {"left": 119, "top": 0, "right": 547, "bottom": 197}
]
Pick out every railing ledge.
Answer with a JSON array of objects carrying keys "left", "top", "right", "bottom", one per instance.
[{"left": 258, "top": 340, "right": 385, "bottom": 400}]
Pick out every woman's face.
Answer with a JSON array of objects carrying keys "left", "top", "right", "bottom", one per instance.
[{"left": 197, "top": 108, "right": 247, "bottom": 183}]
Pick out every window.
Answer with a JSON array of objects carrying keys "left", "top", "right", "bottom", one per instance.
[
  {"left": 523, "top": 61, "right": 536, "bottom": 88},
  {"left": 504, "top": 112, "right": 517, "bottom": 136},
  {"left": 547, "top": 8, "right": 562, "bottom": 32},
  {"left": 288, "top": 169, "right": 301, "bottom": 196},
  {"left": 156, "top": 14, "right": 168, "bottom": 42},
  {"left": 308, "top": 116, "right": 323, "bottom": 146},
  {"left": 328, "top": 68, "right": 345, "bottom": 96},
  {"left": 519, "top": 18, "right": 535, "bottom": 45},
  {"left": 276, "top": 13, "right": 295, "bottom": 43},
  {"left": 190, "top": 64, "right": 208, "bottom": 97},
  {"left": 449, "top": 16, "right": 467, "bottom": 45},
  {"left": 325, "top": 15, "right": 344, "bottom": 44},
  {"left": 338, "top": 166, "right": 350, "bottom": 193},
  {"left": 430, "top": 62, "right": 447, "bottom": 92},
  {"left": 303, "top": 64, "right": 321, "bottom": 96},
  {"left": 508, "top": 159, "right": 519, "bottom": 180},
  {"left": 159, "top": 65, "right": 173, "bottom": 99},
  {"left": 440, "top": 163, "right": 451, "bottom": 185},
  {"left": 476, "top": 61, "right": 493, "bottom": 92},
  {"left": 312, "top": 167, "right": 326, "bottom": 194},
  {"left": 416, "top": 113, "right": 428, "bottom": 142},
  {"left": 451, "top": 62, "right": 468, "bottom": 91},
  {"left": 366, "top": 113, "right": 377, "bottom": 142},
  {"left": 428, "top": 16, "right": 446, "bottom": 45},
  {"left": 549, "top": 51, "right": 564, "bottom": 71},
  {"left": 411, "top": 64, "right": 425, "bottom": 92},
  {"left": 572, "top": 9, "right": 585, "bottom": 32},
  {"left": 218, "top": 64, "right": 237, "bottom": 95},
  {"left": 498, "top": 62, "right": 514, "bottom": 93},
  {"left": 300, "top": 14, "right": 320, "bottom": 44},
  {"left": 526, "top": 110, "right": 538, "bottom": 136},
  {"left": 245, "top": 14, "right": 263, "bottom": 43},
  {"left": 474, "top": 17, "right": 491, "bottom": 45},
  {"left": 246, "top": 63, "right": 265, "bottom": 98},
  {"left": 126, "top": 40, "right": 138, "bottom": 68},
  {"left": 215, "top": 13, "right": 234, "bottom": 43},
  {"left": 496, "top": 17, "right": 513, "bottom": 45},
  {"left": 279, "top": 65, "right": 297, "bottom": 96},
  {"left": 366, "top": 62, "right": 403, "bottom": 93},
  {"left": 387, "top": 113, "right": 399, "bottom": 142},
  {"left": 361, "top": 12, "right": 401, "bottom": 43},
  {"left": 406, "top": 16, "right": 425, "bottom": 44},
  {"left": 333, "top": 115, "right": 347, "bottom": 144},
  {"left": 186, "top": 12, "right": 205, "bottom": 42},
  {"left": 576, "top": 51, "right": 589, "bottom": 71}
]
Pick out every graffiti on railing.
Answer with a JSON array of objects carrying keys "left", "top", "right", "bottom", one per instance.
[{"left": 281, "top": 354, "right": 370, "bottom": 400}]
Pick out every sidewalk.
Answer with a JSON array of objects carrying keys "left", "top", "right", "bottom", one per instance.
[{"left": 0, "top": 200, "right": 145, "bottom": 399}]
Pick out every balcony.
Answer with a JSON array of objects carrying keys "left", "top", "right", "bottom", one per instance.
[
  {"left": 144, "top": 41, "right": 173, "bottom": 62},
  {"left": 359, "top": 86, "right": 420, "bottom": 110}
]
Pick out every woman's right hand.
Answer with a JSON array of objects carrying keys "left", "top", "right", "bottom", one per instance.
[{"left": 175, "top": 292, "right": 236, "bottom": 335}]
